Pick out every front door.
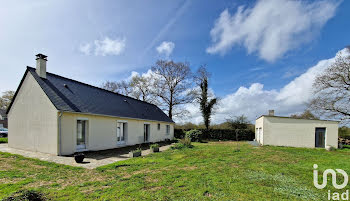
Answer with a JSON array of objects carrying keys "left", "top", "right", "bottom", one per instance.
[
  {"left": 77, "top": 120, "right": 87, "bottom": 150},
  {"left": 144, "top": 124, "right": 150, "bottom": 142},
  {"left": 315, "top": 128, "right": 326, "bottom": 148}
]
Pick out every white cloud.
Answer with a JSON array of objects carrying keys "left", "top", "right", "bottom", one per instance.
[
  {"left": 128, "top": 69, "right": 157, "bottom": 81},
  {"left": 156, "top": 41, "right": 175, "bottom": 57},
  {"left": 94, "top": 37, "right": 126, "bottom": 56},
  {"left": 177, "top": 48, "right": 350, "bottom": 124},
  {"left": 79, "top": 43, "right": 92, "bottom": 55},
  {"left": 207, "top": 0, "right": 339, "bottom": 62},
  {"left": 79, "top": 37, "right": 126, "bottom": 56}
]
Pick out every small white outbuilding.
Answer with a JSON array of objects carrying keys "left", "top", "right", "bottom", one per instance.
[{"left": 255, "top": 111, "right": 339, "bottom": 149}]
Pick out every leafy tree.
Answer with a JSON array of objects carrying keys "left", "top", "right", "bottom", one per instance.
[
  {"left": 151, "top": 60, "right": 194, "bottom": 119},
  {"left": 0, "top": 91, "right": 15, "bottom": 110},
  {"left": 290, "top": 110, "right": 319, "bottom": 120},
  {"left": 309, "top": 48, "right": 350, "bottom": 123},
  {"left": 195, "top": 66, "right": 217, "bottom": 130},
  {"left": 339, "top": 126, "right": 350, "bottom": 139}
]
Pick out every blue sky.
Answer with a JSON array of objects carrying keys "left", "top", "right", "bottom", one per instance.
[{"left": 1, "top": 0, "right": 349, "bottom": 123}]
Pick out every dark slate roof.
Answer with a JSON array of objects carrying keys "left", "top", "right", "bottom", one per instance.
[{"left": 8, "top": 67, "right": 173, "bottom": 123}]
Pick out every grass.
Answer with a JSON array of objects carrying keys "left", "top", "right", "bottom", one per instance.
[
  {"left": 0, "top": 141, "right": 350, "bottom": 200},
  {"left": 0, "top": 137, "right": 8, "bottom": 143}
]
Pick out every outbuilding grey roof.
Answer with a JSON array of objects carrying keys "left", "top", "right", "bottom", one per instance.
[
  {"left": 256, "top": 115, "right": 339, "bottom": 122},
  {"left": 8, "top": 67, "right": 174, "bottom": 123}
]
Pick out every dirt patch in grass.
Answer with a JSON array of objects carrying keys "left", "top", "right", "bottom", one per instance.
[
  {"left": 231, "top": 163, "right": 240, "bottom": 168},
  {"left": 26, "top": 180, "right": 55, "bottom": 188},
  {"left": 0, "top": 159, "right": 14, "bottom": 169},
  {"left": 178, "top": 166, "right": 197, "bottom": 171},
  {"left": 0, "top": 177, "right": 25, "bottom": 184}
]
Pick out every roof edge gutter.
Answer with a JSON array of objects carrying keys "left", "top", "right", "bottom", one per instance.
[{"left": 60, "top": 111, "right": 175, "bottom": 124}]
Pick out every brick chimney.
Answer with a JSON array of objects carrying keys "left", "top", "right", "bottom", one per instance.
[
  {"left": 268, "top": 110, "right": 275, "bottom": 116},
  {"left": 36, "top": 54, "right": 47, "bottom": 79}
]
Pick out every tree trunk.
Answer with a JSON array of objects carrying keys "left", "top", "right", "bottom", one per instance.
[
  {"left": 168, "top": 92, "right": 173, "bottom": 119},
  {"left": 168, "top": 106, "right": 172, "bottom": 120}
]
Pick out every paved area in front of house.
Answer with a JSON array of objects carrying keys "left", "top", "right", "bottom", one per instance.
[{"left": 0, "top": 143, "right": 173, "bottom": 169}]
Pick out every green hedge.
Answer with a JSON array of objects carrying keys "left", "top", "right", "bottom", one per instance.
[
  {"left": 175, "top": 129, "right": 254, "bottom": 141},
  {"left": 0, "top": 138, "right": 8, "bottom": 144}
]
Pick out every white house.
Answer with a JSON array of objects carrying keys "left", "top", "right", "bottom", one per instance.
[
  {"left": 7, "top": 54, "right": 174, "bottom": 155},
  {"left": 255, "top": 110, "right": 339, "bottom": 149}
]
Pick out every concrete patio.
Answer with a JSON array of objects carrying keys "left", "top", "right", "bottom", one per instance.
[{"left": 0, "top": 143, "right": 173, "bottom": 169}]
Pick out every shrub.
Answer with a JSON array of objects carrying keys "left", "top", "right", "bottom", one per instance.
[
  {"left": 0, "top": 137, "right": 8, "bottom": 144},
  {"left": 171, "top": 137, "right": 193, "bottom": 149},
  {"left": 171, "top": 143, "right": 185, "bottom": 150},
  {"left": 185, "top": 129, "right": 202, "bottom": 142},
  {"left": 174, "top": 129, "right": 185, "bottom": 139},
  {"left": 180, "top": 137, "right": 192, "bottom": 147},
  {"left": 150, "top": 143, "right": 159, "bottom": 149},
  {"left": 201, "top": 129, "right": 254, "bottom": 141},
  {"left": 174, "top": 128, "right": 254, "bottom": 141},
  {"left": 132, "top": 148, "right": 142, "bottom": 154},
  {"left": 3, "top": 190, "right": 46, "bottom": 201}
]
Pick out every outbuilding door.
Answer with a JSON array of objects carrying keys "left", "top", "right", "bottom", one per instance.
[{"left": 315, "top": 128, "right": 326, "bottom": 148}]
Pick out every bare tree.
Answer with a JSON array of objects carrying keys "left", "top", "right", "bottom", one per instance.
[
  {"left": 195, "top": 66, "right": 217, "bottom": 130},
  {"left": 0, "top": 91, "right": 15, "bottom": 110},
  {"left": 101, "top": 80, "right": 132, "bottom": 96},
  {"left": 151, "top": 60, "right": 194, "bottom": 119},
  {"left": 226, "top": 115, "right": 250, "bottom": 130},
  {"left": 309, "top": 48, "right": 350, "bottom": 123},
  {"left": 290, "top": 110, "right": 319, "bottom": 120},
  {"left": 101, "top": 81, "right": 119, "bottom": 92},
  {"left": 130, "top": 75, "right": 156, "bottom": 103},
  {"left": 194, "top": 65, "right": 211, "bottom": 85}
]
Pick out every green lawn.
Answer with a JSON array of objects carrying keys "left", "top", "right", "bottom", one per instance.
[
  {"left": 0, "top": 141, "right": 350, "bottom": 200},
  {"left": 0, "top": 137, "right": 7, "bottom": 143}
]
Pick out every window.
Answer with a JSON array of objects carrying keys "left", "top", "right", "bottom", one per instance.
[
  {"left": 158, "top": 123, "right": 160, "bottom": 130},
  {"left": 77, "top": 120, "right": 88, "bottom": 150},
  {"left": 117, "top": 122, "right": 127, "bottom": 143},
  {"left": 166, "top": 125, "right": 170, "bottom": 135},
  {"left": 144, "top": 124, "right": 150, "bottom": 142}
]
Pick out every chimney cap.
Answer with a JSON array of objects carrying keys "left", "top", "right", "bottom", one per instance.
[{"left": 36, "top": 54, "right": 47, "bottom": 60}]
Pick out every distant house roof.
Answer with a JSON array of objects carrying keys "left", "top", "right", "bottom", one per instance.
[
  {"left": 256, "top": 115, "right": 339, "bottom": 123},
  {"left": 7, "top": 67, "right": 174, "bottom": 123}
]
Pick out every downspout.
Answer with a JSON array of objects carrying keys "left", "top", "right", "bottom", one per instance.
[{"left": 58, "top": 111, "right": 63, "bottom": 156}]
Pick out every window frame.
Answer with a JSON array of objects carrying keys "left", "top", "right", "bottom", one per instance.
[
  {"left": 76, "top": 118, "right": 89, "bottom": 150},
  {"left": 117, "top": 120, "right": 128, "bottom": 145},
  {"left": 166, "top": 125, "right": 170, "bottom": 135}
]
